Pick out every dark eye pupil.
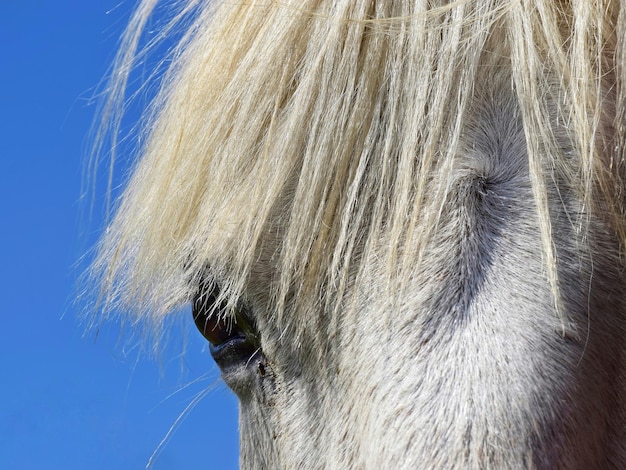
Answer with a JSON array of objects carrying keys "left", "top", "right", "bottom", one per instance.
[
  {"left": 192, "top": 287, "right": 244, "bottom": 346},
  {"left": 194, "top": 309, "right": 246, "bottom": 346},
  {"left": 192, "top": 279, "right": 264, "bottom": 381},
  {"left": 192, "top": 285, "right": 252, "bottom": 346}
]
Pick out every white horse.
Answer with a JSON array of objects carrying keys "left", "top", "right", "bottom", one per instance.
[{"left": 90, "top": 0, "right": 626, "bottom": 467}]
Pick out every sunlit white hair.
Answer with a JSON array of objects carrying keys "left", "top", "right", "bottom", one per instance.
[{"left": 89, "top": 0, "right": 626, "bottom": 340}]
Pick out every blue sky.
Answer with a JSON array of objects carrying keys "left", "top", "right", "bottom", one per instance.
[{"left": 1, "top": 2, "right": 238, "bottom": 468}]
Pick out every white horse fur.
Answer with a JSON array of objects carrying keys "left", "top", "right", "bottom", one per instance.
[{"left": 90, "top": 0, "right": 626, "bottom": 467}]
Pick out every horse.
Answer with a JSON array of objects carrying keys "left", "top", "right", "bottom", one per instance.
[{"left": 89, "top": 0, "right": 626, "bottom": 467}]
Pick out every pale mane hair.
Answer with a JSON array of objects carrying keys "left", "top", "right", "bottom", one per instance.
[{"left": 90, "top": 0, "right": 626, "bottom": 336}]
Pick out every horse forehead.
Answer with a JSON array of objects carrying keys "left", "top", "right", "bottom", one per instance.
[{"left": 245, "top": 73, "right": 539, "bottom": 325}]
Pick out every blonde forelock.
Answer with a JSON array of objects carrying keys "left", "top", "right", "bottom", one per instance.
[{"left": 89, "top": 0, "right": 626, "bottom": 336}]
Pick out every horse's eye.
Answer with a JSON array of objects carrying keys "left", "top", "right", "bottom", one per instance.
[
  {"left": 192, "top": 287, "right": 241, "bottom": 345},
  {"left": 192, "top": 283, "right": 260, "bottom": 370}
]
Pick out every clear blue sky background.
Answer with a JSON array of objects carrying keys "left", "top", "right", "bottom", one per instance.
[{"left": 1, "top": 2, "right": 239, "bottom": 468}]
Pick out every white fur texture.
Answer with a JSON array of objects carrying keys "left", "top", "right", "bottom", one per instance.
[{"left": 90, "top": 1, "right": 626, "bottom": 468}]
